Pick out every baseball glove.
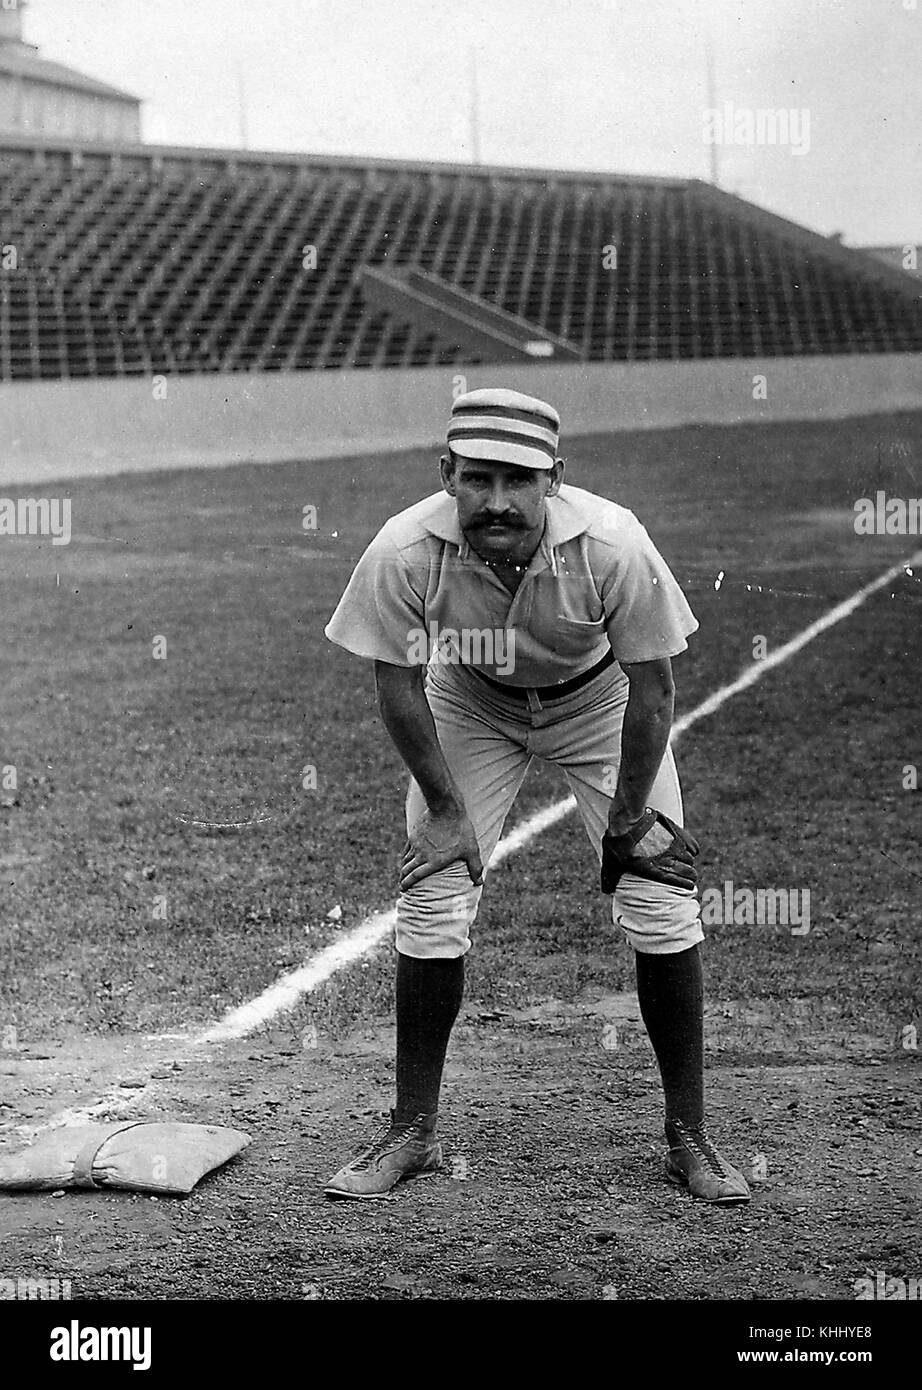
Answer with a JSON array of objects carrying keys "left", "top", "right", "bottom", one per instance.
[{"left": 600, "top": 808, "right": 700, "bottom": 894}]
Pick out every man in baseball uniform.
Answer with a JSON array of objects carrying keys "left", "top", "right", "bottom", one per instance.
[{"left": 323, "top": 388, "right": 750, "bottom": 1205}]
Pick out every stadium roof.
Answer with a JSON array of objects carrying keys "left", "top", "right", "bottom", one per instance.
[{"left": 0, "top": 43, "right": 140, "bottom": 103}]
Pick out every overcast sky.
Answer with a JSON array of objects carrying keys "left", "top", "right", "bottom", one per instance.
[{"left": 25, "top": 0, "right": 922, "bottom": 245}]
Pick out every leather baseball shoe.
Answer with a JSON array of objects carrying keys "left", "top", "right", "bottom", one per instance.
[
  {"left": 324, "top": 1110, "right": 442, "bottom": 1199},
  {"left": 665, "top": 1119, "right": 751, "bottom": 1204}
]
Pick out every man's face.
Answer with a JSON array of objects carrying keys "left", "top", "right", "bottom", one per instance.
[{"left": 439, "top": 452, "right": 564, "bottom": 560}]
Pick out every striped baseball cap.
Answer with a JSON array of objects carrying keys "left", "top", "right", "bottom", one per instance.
[{"left": 446, "top": 388, "right": 561, "bottom": 471}]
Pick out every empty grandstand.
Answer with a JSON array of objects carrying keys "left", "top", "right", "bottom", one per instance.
[{"left": 1, "top": 136, "right": 920, "bottom": 381}]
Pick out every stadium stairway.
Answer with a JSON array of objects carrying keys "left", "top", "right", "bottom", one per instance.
[{"left": 360, "top": 264, "right": 583, "bottom": 361}]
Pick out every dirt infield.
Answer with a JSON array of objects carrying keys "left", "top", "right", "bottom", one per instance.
[{"left": 1, "top": 1000, "right": 919, "bottom": 1301}]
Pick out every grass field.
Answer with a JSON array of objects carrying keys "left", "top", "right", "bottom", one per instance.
[
  {"left": 1, "top": 409, "right": 919, "bottom": 1052},
  {"left": 1, "top": 409, "right": 920, "bottom": 1303}
]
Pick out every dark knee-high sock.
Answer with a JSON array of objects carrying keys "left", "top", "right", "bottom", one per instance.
[
  {"left": 394, "top": 953, "right": 464, "bottom": 1123},
  {"left": 635, "top": 944, "right": 704, "bottom": 1130}
]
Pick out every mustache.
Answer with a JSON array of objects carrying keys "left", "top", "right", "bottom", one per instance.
[{"left": 472, "top": 514, "right": 525, "bottom": 528}]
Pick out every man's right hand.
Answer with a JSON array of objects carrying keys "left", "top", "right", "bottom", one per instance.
[{"left": 399, "top": 805, "right": 485, "bottom": 892}]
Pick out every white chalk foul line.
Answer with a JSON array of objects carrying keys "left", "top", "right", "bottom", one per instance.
[
  {"left": 194, "top": 549, "right": 921, "bottom": 1045},
  {"left": 196, "top": 910, "right": 396, "bottom": 1044},
  {"left": 671, "top": 549, "right": 922, "bottom": 739}
]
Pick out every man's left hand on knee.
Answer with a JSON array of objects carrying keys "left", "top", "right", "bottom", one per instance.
[{"left": 601, "top": 808, "right": 700, "bottom": 893}]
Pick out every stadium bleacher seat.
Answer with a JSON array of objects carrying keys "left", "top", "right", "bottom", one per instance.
[{"left": 0, "top": 140, "right": 919, "bottom": 380}]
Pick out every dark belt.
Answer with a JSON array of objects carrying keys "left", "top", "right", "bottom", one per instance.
[{"left": 470, "top": 647, "right": 616, "bottom": 703}]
